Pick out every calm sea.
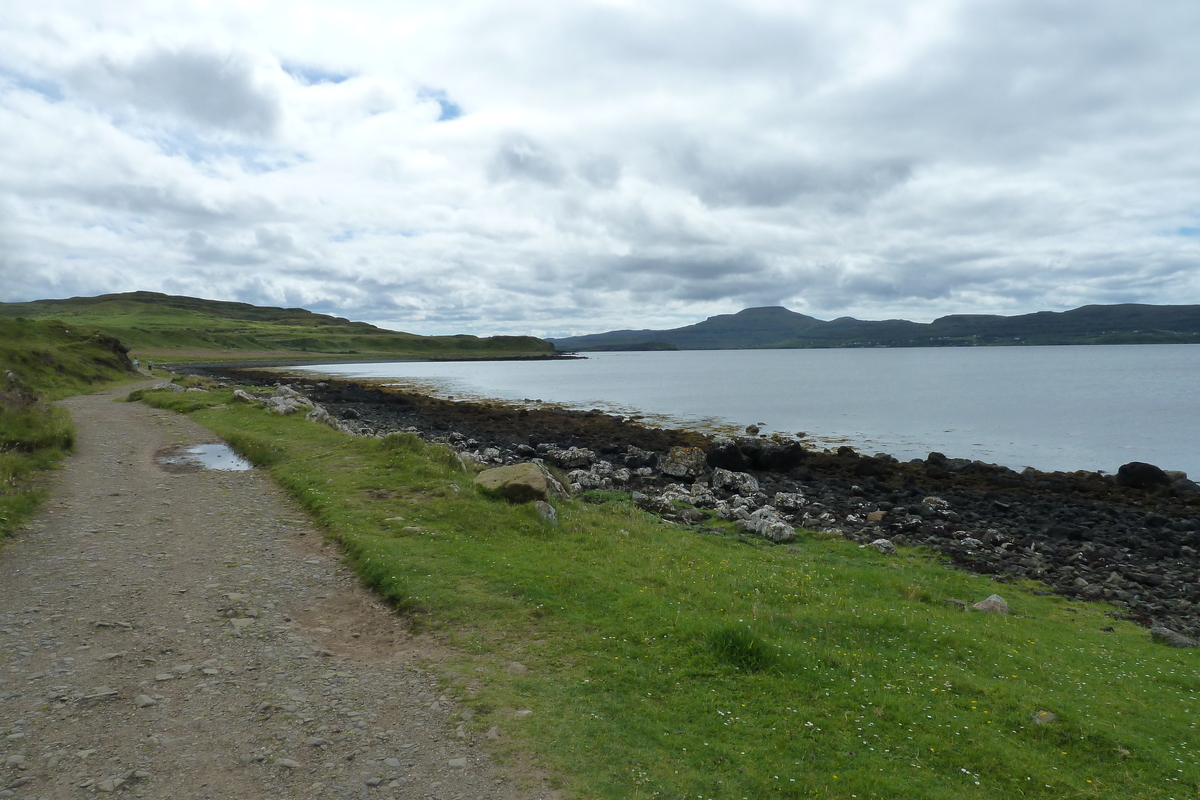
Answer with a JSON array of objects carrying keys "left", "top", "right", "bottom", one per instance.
[{"left": 297, "top": 345, "right": 1200, "bottom": 477}]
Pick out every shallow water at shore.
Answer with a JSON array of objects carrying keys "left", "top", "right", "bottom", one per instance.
[{"left": 297, "top": 344, "right": 1200, "bottom": 476}]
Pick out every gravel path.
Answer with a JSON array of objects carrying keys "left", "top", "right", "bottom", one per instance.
[{"left": 0, "top": 384, "right": 555, "bottom": 800}]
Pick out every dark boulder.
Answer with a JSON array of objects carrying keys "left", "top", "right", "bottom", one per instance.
[
  {"left": 1116, "top": 462, "right": 1171, "bottom": 491},
  {"left": 709, "top": 437, "right": 807, "bottom": 473}
]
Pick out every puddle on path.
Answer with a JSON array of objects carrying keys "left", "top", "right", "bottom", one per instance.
[{"left": 155, "top": 443, "right": 253, "bottom": 473}]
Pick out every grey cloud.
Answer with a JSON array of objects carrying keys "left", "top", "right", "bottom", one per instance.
[
  {"left": 184, "top": 231, "right": 266, "bottom": 266},
  {"left": 72, "top": 183, "right": 238, "bottom": 225},
  {"left": 576, "top": 155, "right": 621, "bottom": 188},
  {"left": 607, "top": 253, "right": 767, "bottom": 282},
  {"left": 488, "top": 136, "right": 565, "bottom": 185},
  {"left": 833, "top": 0, "right": 1200, "bottom": 163},
  {"left": 574, "top": 252, "right": 791, "bottom": 306},
  {"left": 497, "top": 1, "right": 829, "bottom": 81},
  {"left": 69, "top": 48, "right": 281, "bottom": 135},
  {"left": 657, "top": 138, "right": 914, "bottom": 208},
  {"left": 255, "top": 227, "right": 295, "bottom": 253}
]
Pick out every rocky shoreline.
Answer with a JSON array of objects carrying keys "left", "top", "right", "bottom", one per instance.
[{"left": 188, "top": 365, "right": 1200, "bottom": 639}]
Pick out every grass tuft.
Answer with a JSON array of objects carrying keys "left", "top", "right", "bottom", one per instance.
[
  {"left": 376, "top": 432, "right": 425, "bottom": 454},
  {"left": 223, "top": 431, "right": 284, "bottom": 467},
  {"left": 894, "top": 580, "right": 935, "bottom": 603},
  {"left": 0, "top": 406, "right": 74, "bottom": 452},
  {"left": 702, "top": 623, "right": 777, "bottom": 672}
]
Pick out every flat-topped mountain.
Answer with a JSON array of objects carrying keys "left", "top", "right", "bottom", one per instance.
[{"left": 549, "top": 303, "right": 1200, "bottom": 351}]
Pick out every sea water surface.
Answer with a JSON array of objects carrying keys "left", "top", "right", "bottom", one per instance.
[{"left": 298, "top": 345, "right": 1200, "bottom": 476}]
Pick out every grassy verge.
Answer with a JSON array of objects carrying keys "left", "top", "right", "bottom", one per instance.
[
  {"left": 139, "top": 385, "right": 1200, "bottom": 800},
  {"left": 0, "top": 318, "right": 137, "bottom": 537},
  {"left": 0, "top": 404, "right": 74, "bottom": 537}
]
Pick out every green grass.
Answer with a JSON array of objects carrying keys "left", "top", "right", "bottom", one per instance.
[
  {"left": 0, "top": 317, "right": 137, "bottom": 537},
  {"left": 138, "top": 385, "right": 1200, "bottom": 799},
  {"left": 0, "top": 410, "right": 71, "bottom": 537},
  {"left": 0, "top": 291, "right": 556, "bottom": 362},
  {"left": 0, "top": 318, "right": 135, "bottom": 400}
]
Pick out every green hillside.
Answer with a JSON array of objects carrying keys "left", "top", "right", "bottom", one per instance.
[
  {"left": 0, "top": 318, "right": 138, "bottom": 537},
  {"left": 551, "top": 304, "right": 1200, "bottom": 351},
  {"left": 0, "top": 291, "right": 556, "bottom": 362}
]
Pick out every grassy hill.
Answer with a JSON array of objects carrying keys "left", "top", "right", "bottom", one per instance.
[
  {"left": 551, "top": 304, "right": 1200, "bottom": 351},
  {"left": 0, "top": 291, "right": 556, "bottom": 362}
]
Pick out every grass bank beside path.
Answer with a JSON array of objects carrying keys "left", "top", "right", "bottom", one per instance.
[
  {"left": 0, "top": 318, "right": 141, "bottom": 538},
  {"left": 137, "top": 383, "right": 1200, "bottom": 800}
]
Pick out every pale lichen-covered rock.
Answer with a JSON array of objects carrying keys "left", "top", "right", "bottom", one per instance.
[
  {"left": 736, "top": 507, "right": 796, "bottom": 543},
  {"left": 543, "top": 447, "right": 595, "bottom": 469},
  {"left": 306, "top": 405, "right": 354, "bottom": 434},
  {"left": 868, "top": 538, "right": 896, "bottom": 555},
  {"left": 475, "top": 462, "right": 565, "bottom": 503},
  {"left": 568, "top": 468, "right": 611, "bottom": 491},
  {"left": 973, "top": 594, "right": 1011, "bottom": 614},
  {"left": 534, "top": 500, "right": 558, "bottom": 524},
  {"left": 773, "top": 491, "right": 808, "bottom": 514},
  {"left": 660, "top": 446, "right": 708, "bottom": 479},
  {"left": 711, "top": 468, "right": 759, "bottom": 495}
]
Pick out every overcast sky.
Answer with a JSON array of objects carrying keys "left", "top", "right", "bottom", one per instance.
[{"left": 2, "top": 1, "right": 1199, "bottom": 337}]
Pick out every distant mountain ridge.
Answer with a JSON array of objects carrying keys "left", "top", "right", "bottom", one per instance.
[{"left": 549, "top": 304, "right": 1200, "bottom": 351}]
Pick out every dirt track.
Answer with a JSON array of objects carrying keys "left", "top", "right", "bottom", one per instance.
[{"left": 0, "top": 383, "right": 553, "bottom": 799}]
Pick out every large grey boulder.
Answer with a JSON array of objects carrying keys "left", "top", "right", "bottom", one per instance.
[
  {"left": 736, "top": 507, "right": 796, "bottom": 543},
  {"left": 1150, "top": 626, "right": 1197, "bottom": 648},
  {"left": 475, "top": 463, "right": 565, "bottom": 503},
  {"left": 973, "top": 594, "right": 1011, "bottom": 614},
  {"left": 660, "top": 447, "right": 708, "bottom": 479},
  {"left": 711, "top": 468, "right": 759, "bottom": 495}
]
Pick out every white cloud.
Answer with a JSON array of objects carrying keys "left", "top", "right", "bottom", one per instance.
[{"left": 1, "top": 0, "right": 1199, "bottom": 336}]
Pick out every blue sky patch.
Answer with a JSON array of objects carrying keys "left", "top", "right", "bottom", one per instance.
[
  {"left": 1, "top": 69, "right": 64, "bottom": 101},
  {"left": 152, "top": 129, "right": 304, "bottom": 174},
  {"left": 283, "top": 62, "right": 353, "bottom": 86},
  {"left": 418, "top": 87, "right": 462, "bottom": 121}
]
